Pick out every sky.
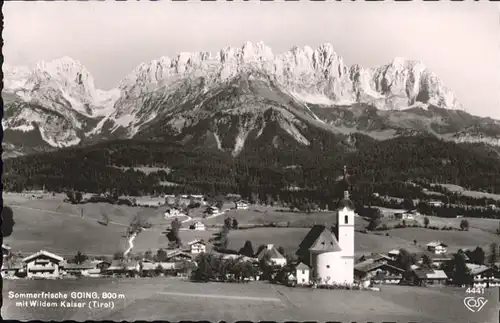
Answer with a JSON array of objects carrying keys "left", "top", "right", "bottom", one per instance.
[{"left": 4, "top": 1, "right": 500, "bottom": 119}]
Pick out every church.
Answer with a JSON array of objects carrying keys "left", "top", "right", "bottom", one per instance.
[{"left": 295, "top": 167, "right": 356, "bottom": 285}]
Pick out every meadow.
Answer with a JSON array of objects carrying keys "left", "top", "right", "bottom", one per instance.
[
  {"left": 4, "top": 193, "right": 499, "bottom": 260},
  {"left": 2, "top": 277, "right": 497, "bottom": 322}
]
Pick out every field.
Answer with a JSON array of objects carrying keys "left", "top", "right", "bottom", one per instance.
[
  {"left": 385, "top": 227, "right": 500, "bottom": 253},
  {"left": 5, "top": 193, "right": 499, "bottom": 260},
  {"left": 2, "top": 277, "right": 497, "bottom": 322},
  {"left": 438, "top": 183, "right": 500, "bottom": 201}
]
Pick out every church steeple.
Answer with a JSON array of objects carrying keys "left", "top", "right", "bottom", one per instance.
[{"left": 338, "top": 165, "right": 354, "bottom": 210}]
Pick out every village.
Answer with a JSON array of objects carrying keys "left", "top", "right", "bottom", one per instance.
[{"left": 3, "top": 187, "right": 500, "bottom": 291}]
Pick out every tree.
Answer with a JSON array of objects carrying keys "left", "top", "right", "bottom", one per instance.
[
  {"left": 460, "top": 219, "right": 469, "bottom": 231},
  {"left": 467, "top": 247, "right": 485, "bottom": 265},
  {"left": 66, "top": 190, "right": 75, "bottom": 202},
  {"left": 366, "top": 210, "right": 381, "bottom": 231},
  {"left": 445, "top": 252, "right": 472, "bottom": 286},
  {"left": 423, "top": 217, "right": 430, "bottom": 228},
  {"left": 224, "top": 217, "right": 232, "bottom": 230},
  {"left": 232, "top": 218, "right": 239, "bottom": 230},
  {"left": 167, "top": 218, "right": 182, "bottom": 247},
  {"left": 144, "top": 250, "right": 153, "bottom": 261},
  {"left": 74, "top": 191, "right": 83, "bottom": 204},
  {"left": 413, "top": 239, "right": 417, "bottom": 245},
  {"left": 395, "top": 248, "right": 414, "bottom": 280},
  {"left": 113, "top": 251, "right": 124, "bottom": 260},
  {"left": 421, "top": 254, "right": 432, "bottom": 269},
  {"left": 239, "top": 240, "right": 254, "bottom": 258},
  {"left": 403, "top": 198, "right": 414, "bottom": 211},
  {"left": 192, "top": 253, "right": 213, "bottom": 282},
  {"left": 488, "top": 243, "right": 498, "bottom": 265},
  {"left": 156, "top": 249, "right": 167, "bottom": 262},
  {"left": 74, "top": 251, "right": 88, "bottom": 264}
]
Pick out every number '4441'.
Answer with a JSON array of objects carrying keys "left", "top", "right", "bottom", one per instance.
[{"left": 465, "top": 287, "right": 485, "bottom": 294}]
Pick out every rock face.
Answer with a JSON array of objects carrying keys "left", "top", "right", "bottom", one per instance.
[{"left": 2, "top": 42, "right": 497, "bottom": 157}]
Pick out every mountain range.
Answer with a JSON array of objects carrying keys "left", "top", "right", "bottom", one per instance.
[{"left": 3, "top": 41, "right": 500, "bottom": 158}]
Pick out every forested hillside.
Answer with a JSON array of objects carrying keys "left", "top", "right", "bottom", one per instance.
[{"left": 5, "top": 133, "right": 500, "bottom": 206}]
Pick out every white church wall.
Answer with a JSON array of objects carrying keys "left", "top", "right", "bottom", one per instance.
[{"left": 315, "top": 251, "right": 344, "bottom": 285}]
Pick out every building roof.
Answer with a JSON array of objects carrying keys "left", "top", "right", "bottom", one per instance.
[
  {"left": 64, "top": 262, "right": 95, "bottom": 270},
  {"left": 2, "top": 244, "right": 12, "bottom": 250},
  {"left": 355, "top": 260, "right": 404, "bottom": 274},
  {"left": 257, "top": 247, "right": 286, "bottom": 260},
  {"left": 426, "top": 241, "right": 447, "bottom": 247},
  {"left": 188, "top": 239, "right": 206, "bottom": 246},
  {"left": 388, "top": 249, "right": 400, "bottom": 255},
  {"left": 467, "top": 264, "right": 492, "bottom": 276},
  {"left": 22, "top": 250, "right": 64, "bottom": 263},
  {"left": 337, "top": 198, "right": 355, "bottom": 210},
  {"left": 296, "top": 262, "right": 310, "bottom": 271},
  {"left": 297, "top": 225, "right": 341, "bottom": 255},
  {"left": 413, "top": 268, "right": 448, "bottom": 280}
]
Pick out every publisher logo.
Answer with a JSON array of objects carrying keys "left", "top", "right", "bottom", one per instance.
[{"left": 463, "top": 296, "right": 488, "bottom": 313}]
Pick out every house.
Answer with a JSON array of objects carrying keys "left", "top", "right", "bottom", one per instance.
[
  {"left": 426, "top": 241, "right": 448, "bottom": 254},
  {"left": 204, "top": 206, "right": 220, "bottom": 216},
  {"left": 428, "top": 200, "right": 443, "bottom": 207},
  {"left": 104, "top": 260, "right": 139, "bottom": 276},
  {"left": 63, "top": 261, "right": 98, "bottom": 277},
  {"left": 190, "top": 222, "right": 206, "bottom": 231},
  {"left": 388, "top": 249, "right": 400, "bottom": 260},
  {"left": 411, "top": 268, "right": 448, "bottom": 286},
  {"left": 257, "top": 244, "right": 287, "bottom": 267},
  {"left": 295, "top": 262, "right": 311, "bottom": 285},
  {"left": 188, "top": 239, "right": 206, "bottom": 254},
  {"left": 166, "top": 249, "right": 193, "bottom": 262},
  {"left": 22, "top": 250, "right": 65, "bottom": 279},
  {"left": 354, "top": 261, "right": 405, "bottom": 285},
  {"left": 235, "top": 201, "right": 249, "bottom": 210},
  {"left": 425, "top": 256, "right": 452, "bottom": 269},
  {"left": 164, "top": 208, "right": 186, "bottom": 218},
  {"left": 467, "top": 264, "right": 500, "bottom": 288},
  {"left": 487, "top": 204, "right": 497, "bottom": 210},
  {"left": 296, "top": 188, "right": 355, "bottom": 286},
  {"left": 1, "top": 260, "right": 23, "bottom": 278}
]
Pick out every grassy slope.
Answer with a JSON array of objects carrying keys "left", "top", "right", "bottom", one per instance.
[{"left": 5, "top": 195, "right": 498, "bottom": 258}]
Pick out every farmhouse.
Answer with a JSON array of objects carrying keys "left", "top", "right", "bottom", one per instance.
[
  {"left": 190, "top": 222, "right": 206, "bottom": 231},
  {"left": 387, "top": 249, "right": 400, "bottom": 260},
  {"left": 426, "top": 241, "right": 448, "bottom": 255},
  {"left": 204, "top": 206, "right": 220, "bottom": 215},
  {"left": 428, "top": 200, "right": 443, "bottom": 207},
  {"left": 296, "top": 189, "right": 356, "bottom": 286},
  {"left": 425, "top": 256, "right": 452, "bottom": 269},
  {"left": 467, "top": 264, "right": 500, "bottom": 288},
  {"left": 164, "top": 208, "right": 186, "bottom": 218},
  {"left": 257, "top": 244, "right": 287, "bottom": 267},
  {"left": 411, "top": 268, "right": 448, "bottom": 286},
  {"left": 63, "top": 261, "right": 100, "bottom": 277},
  {"left": 188, "top": 239, "right": 207, "bottom": 254},
  {"left": 22, "top": 250, "right": 65, "bottom": 279},
  {"left": 1, "top": 260, "right": 23, "bottom": 278},
  {"left": 235, "top": 200, "right": 249, "bottom": 210},
  {"left": 354, "top": 261, "right": 405, "bottom": 285},
  {"left": 166, "top": 249, "right": 193, "bottom": 261}
]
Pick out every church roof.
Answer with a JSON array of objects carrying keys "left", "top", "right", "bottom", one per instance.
[
  {"left": 296, "top": 225, "right": 341, "bottom": 257},
  {"left": 337, "top": 198, "right": 355, "bottom": 210}
]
